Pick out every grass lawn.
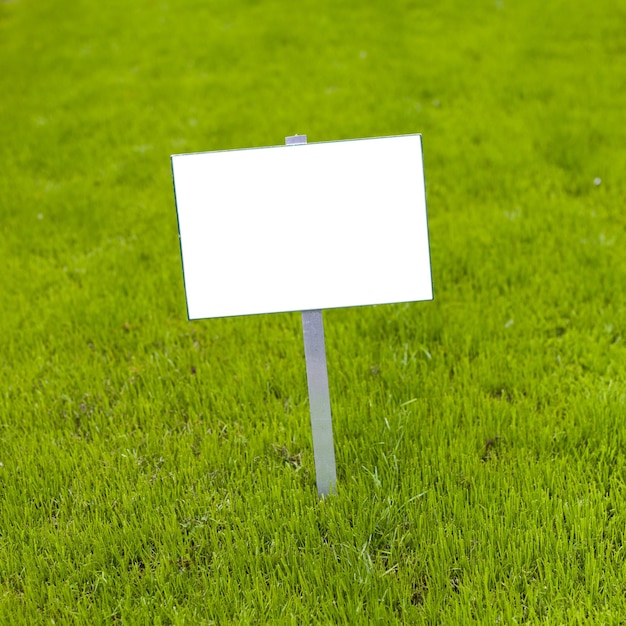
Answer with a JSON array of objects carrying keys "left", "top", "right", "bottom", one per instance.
[{"left": 1, "top": 0, "right": 626, "bottom": 622}]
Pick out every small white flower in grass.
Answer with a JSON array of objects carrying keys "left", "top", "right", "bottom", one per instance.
[
  {"left": 37, "top": 213, "right": 44, "bottom": 220},
  {"left": 505, "top": 319, "right": 514, "bottom": 328},
  {"left": 594, "top": 177, "right": 602, "bottom": 186}
]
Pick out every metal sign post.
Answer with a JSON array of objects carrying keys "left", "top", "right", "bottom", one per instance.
[
  {"left": 301, "top": 309, "right": 337, "bottom": 497},
  {"left": 286, "top": 135, "right": 337, "bottom": 497}
]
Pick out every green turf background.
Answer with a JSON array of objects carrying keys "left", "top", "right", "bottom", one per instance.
[{"left": 1, "top": 0, "right": 626, "bottom": 622}]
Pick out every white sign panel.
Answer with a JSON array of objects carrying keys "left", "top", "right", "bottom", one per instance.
[{"left": 172, "top": 134, "right": 432, "bottom": 320}]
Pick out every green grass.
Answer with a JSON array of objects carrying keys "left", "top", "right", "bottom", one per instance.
[{"left": 1, "top": 0, "right": 626, "bottom": 622}]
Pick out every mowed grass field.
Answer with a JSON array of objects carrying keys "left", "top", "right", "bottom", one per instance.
[{"left": 1, "top": 0, "right": 626, "bottom": 622}]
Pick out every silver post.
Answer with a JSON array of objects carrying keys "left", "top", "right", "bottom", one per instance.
[
  {"left": 301, "top": 309, "right": 337, "bottom": 496},
  {"left": 286, "top": 134, "right": 337, "bottom": 497}
]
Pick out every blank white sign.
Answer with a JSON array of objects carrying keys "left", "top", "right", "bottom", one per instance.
[{"left": 172, "top": 134, "right": 432, "bottom": 320}]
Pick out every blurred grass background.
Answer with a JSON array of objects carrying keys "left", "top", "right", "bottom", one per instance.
[{"left": 1, "top": 0, "right": 626, "bottom": 622}]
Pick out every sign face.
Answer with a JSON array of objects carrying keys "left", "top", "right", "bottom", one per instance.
[{"left": 172, "top": 134, "right": 432, "bottom": 320}]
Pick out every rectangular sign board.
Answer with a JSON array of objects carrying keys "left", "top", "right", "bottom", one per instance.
[{"left": 171, "top": 134, "right": 432, "bottom": 320}]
